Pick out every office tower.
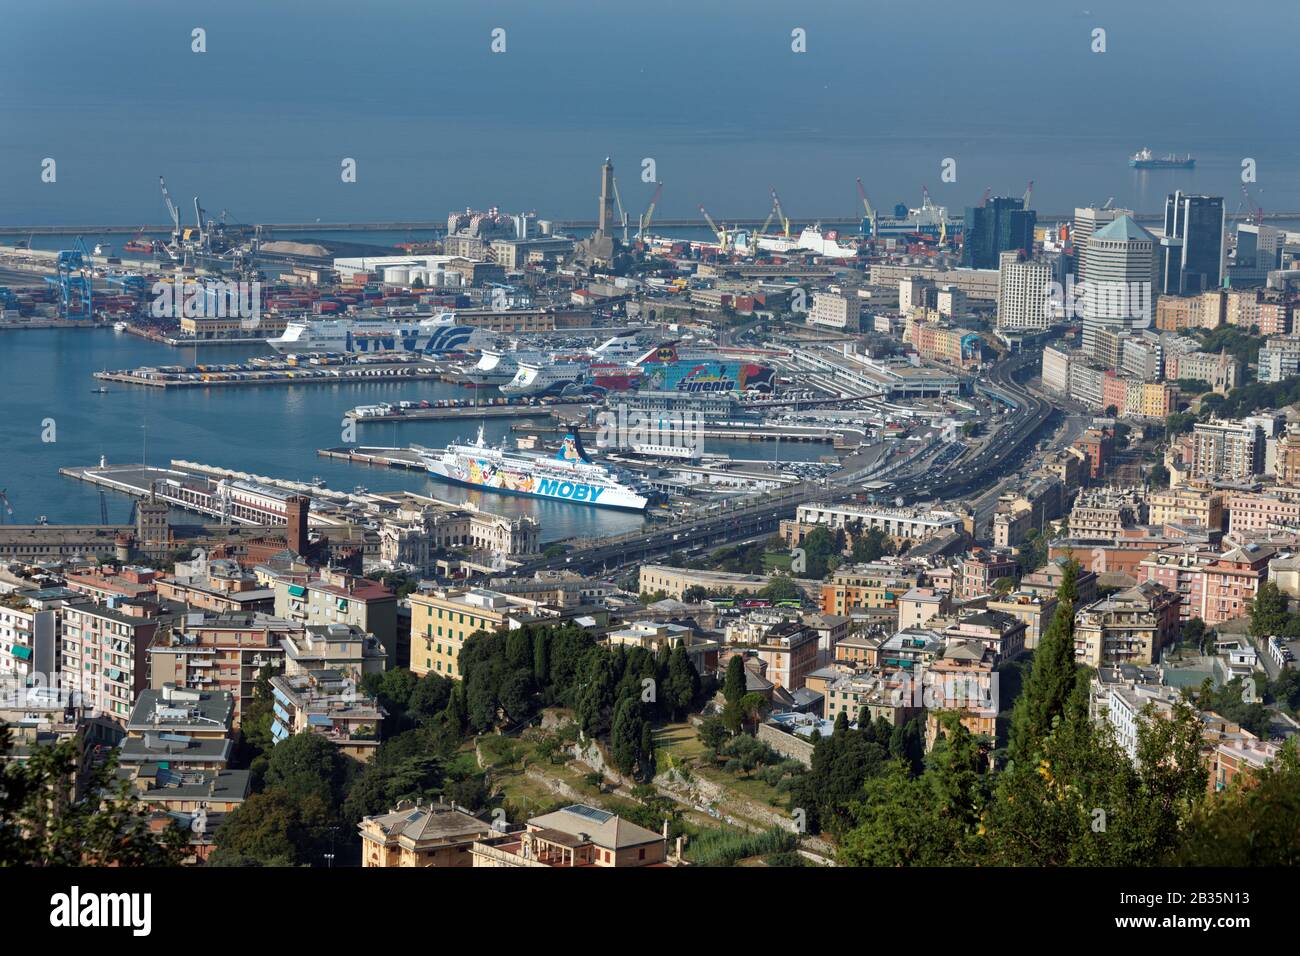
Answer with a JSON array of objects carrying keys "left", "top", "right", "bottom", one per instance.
[
  {"left": 1159, "top": 192, "right": 1225, "bottom": 294},
  {"left": 1081, "top": 215, "right": 1158, "bottom": 357},
  {"left": 996, "top": 250, "right": 1052, "bottom": 331},
  {"left": 1072, "top": 206, "right": 1132, "bottom": 282},
  {"left": 961, "top": 196, "right": 1036, "bottom": 270}
]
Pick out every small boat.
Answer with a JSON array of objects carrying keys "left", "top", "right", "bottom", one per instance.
[
  {"left": 90, "top": 386, "right": 110, "bottom": 394},
  {"left": 113, "top": 321, "right": 129, "bottom": 332}
]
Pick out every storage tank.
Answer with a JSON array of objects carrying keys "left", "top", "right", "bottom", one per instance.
[{"left": 383, "top": 267, "right": 410, "bottom": 285}]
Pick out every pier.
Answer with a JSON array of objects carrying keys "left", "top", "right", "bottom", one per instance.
[{"left": 346, "top": 402, "right": 588, "bottom": 423}]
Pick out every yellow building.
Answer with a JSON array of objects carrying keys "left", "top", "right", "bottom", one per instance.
[{"left": 407, "top": 587, "right": 522, "bottom": 679}]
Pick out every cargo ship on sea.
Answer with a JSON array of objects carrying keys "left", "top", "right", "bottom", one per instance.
[
  {"left": 1129, "top": 148, "right": 1195, "bottom": 169},
  {"left": 267, "top": 313, "right": 497, "bottom": 355},
  {"left": 420, "top": 427, "right": 653, "bottom": 510}
]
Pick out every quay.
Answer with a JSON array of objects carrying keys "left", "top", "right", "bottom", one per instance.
[
  {"left": 93, "top": 359, "right": 443, "bottom": 389},
  {"left": 347, "top": 402, "right": 587, "bottom": 423}
]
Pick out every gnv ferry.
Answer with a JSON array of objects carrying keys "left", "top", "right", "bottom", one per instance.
[
  {"left": 267, "top": 313, "right": 496, "bottom": 355},
  {"left": 420, "top": 427, "right": 651, "bottom": 511}
]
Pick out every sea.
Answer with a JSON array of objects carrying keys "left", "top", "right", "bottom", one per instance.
[
  {"left": 0, "top": 0, "right": 1294, "bottom": 536},
  {"left": 0, "top": 329, "right": 829, "bottom": 538}
]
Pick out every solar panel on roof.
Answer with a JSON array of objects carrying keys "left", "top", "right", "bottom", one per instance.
[{"left": 565, "top": 804, "right": 613, "bottom": 823}]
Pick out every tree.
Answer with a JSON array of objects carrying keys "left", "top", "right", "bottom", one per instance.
[
  {"left": 1007, "top": 559, "right": 1082, "bottom": 768},
  {"left": 662, "top": 643, "right": 700, "bottom": 720},
  {"left": 759, "top": 574, "right": 800, "bottom": 603},
  {"left": 697, "top": 716, "right": 730, "bottom": 752},
  {"left": 610, "top": 697, "right": 649, "bottom": 777},
  {"left": 723, "top": 655, "right": 747, "bottom": 704},
  {"left": 0, "top": 733, "right": 186, "bottom": 866},
  {"left": 210, "top": 789, "right": 334, "bottom": 867},
  {"left": 1249, "top": 581, "right": 1289, "bottom": 638},
  {"left": 264, "top": 732, "right": 351, "bottom": 806}
]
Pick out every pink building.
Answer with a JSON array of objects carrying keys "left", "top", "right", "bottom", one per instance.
[{"left": 1203, "top": 545, "right": 1273, "bottom": 626}]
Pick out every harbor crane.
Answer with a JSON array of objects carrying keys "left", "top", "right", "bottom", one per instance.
[
  {"left": 770, "top": 187, "right": 791, "bottom": 238},
  {"left": 159, "top": 175, "right": 181, "bottom": 248},
  {"left": 610, "top": 175, "right": 630, "bottom": 245},
  {"left": 1022, "top": 180, "right": 1034, "bottom": 208},
  {"left": 636, "top": 182, "right": 663, "bottom": 240},
  {"left": 855, "top": 178, "right": 878, "bottom": 238},
  {"left": 44, "top": 235, "right": 93, "bottom": 320},
  {"left": 1241, "top": 183, "right": 1264, "bottom": 225},
  {"left": 699, "top": 204, "right": 728, "bottom": 250},
  {"left": 978, "top": 187, "right": 991, "bottom": 208}
]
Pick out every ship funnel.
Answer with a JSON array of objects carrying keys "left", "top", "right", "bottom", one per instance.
[{"left": 556, "top": 429, "right": 594, "bottom": 464}]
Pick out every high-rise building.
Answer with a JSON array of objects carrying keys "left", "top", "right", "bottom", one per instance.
[
  {"left": 996, "top": 250, "right": 1052, "bottom": 331},
  {"left": 1081, "top": 215, "right": 1158, "bottom": 357},
  {"left": 1159, "top": 192, "right": 1225, "bottom": 295},
  {"left": 961, "top": 197, "right": 1036, "bottom": 270},
  {"left": 1072, "top": 206, "right": 1132, "bottom": 282},
  {"left": 1187, "top": 420, "right": 1264, "bottom": 482}
]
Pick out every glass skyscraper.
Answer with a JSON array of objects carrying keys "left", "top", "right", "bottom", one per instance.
[
  {"left": 961, "top": 197, "right": 1037, "bottom": 270},
  {"left": 1159, "top": 192, "right": 1225, "bottom": 294}
]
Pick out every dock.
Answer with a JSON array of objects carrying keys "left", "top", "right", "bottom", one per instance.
[
  {"left": 347, "top": 402, "right": 587, "bottom": 423},
  {"left": 93, "top": 359, "right": 444, "bottom": 389},
  {"left": 316, "top": 446, "right": 428, "bottom": 470}
]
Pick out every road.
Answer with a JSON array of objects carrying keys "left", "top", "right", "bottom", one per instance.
[{"left": 491, "top": 351, "right": 1054, "bottom": 577}]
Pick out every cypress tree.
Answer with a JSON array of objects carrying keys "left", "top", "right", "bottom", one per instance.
[
  {"left": 1007, "top": 559, "right": 1081, "bottom": 767},
  {"left": 723, "top": 655, "right": 747, "bottom": 704}
]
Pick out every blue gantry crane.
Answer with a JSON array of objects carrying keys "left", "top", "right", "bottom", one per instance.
[{"left": 45, "top": 236, "right": 94, "bottom": 320}]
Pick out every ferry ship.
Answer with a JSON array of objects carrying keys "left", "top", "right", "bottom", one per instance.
[
  {"left": 755, "top": 224, "right": 858, "bottom": 259},
  {"left": 267, "top": 313, "right": 497, "bottom": 356},
  {"left": 1130, "top": 148, "right": 1195, "bottom": 169},
  {"left": 421, "top": 427, "right": 652, "bottom": 510},
  {"left": 499, "top": 360, "right": 587, "bottom": 396}
]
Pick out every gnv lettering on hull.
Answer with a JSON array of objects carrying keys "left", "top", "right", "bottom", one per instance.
[{"left": 537, "top": 478, "right": 605, "bottom": 503}]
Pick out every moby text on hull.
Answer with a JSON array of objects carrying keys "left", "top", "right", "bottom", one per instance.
[{"left": 420, "top": 428, "right": 652, "bottom": 511}]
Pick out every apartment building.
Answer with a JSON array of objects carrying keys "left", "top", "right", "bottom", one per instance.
[
  {"left": 407, "top": 587, "right": 538, "bottom": 679},
  {"left": 943, "top": 610, "right": 1027, "bottom": 663},
  {"left": 1073, "top": 583, "right": 1181, "bottom": 667},
  {"left": 897, "top": 587, "right": 955, "bottom": 629},
  {"left": 148, "top": 612, "right": 292, "bottom": 727},
  {"left": 270, "top": 668, "right": 386, "bottom": 762},
  {"left": 271, "top": 570, "right": 397, "bottom": 666},
  {"left": 819, "top": 564, "right": 920, "bottom": 615},
  {"left": 1226, "top": 491, "right": 1300, "bottom": 536},
  {"left": 60, "top": 602, "right": 163, "bottom": 724},
  {"left": 1138, "top": 544, "right": 1217, "bottom": 622},
  {"left": 956, "top": 549, "right": 1018, "bottom": 599},
  {"left": 120, "top": 685, "right": 235, "bottom": 774},
  {"left": 1203, "top": 545, "right": 1273, "bottom": 626},
  {"left": 1186, "top": 420, "right": 1263, "bottom": 482},
  {"left": 1090, "top": 665, "right": 1182, "bottom": 761},
  {"left": 987, "top": 589, "right": 1058, "bottom": 649},
  {"left": 1148, "top": 487, "right": 1223, "bottom": 531},
  {"left": 923, "top": 641, "right": 998, "bottom": 747}
]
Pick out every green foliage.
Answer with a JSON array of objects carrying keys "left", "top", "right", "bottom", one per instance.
[
  {"left": 759, "top": 574, "right": 801, "bottom": 603},
  {"left": 723, "top": 655, "right": 747, "bottom": 705},
  {"left": 210, "top": 789, "right": 334, "bottom": 867},
  {"left": 1173, "top": 742, "right": 1300, "bottom": 865},
  {"left": 1249, "top": 581, "right": 1289, "bottom": 638},
  {"left": 686, "top": 825, "right": 797, "bottom": 867},
  {"left": 0, "top": 732, "right": 186, "bottom": 866},
  {"left": 1007, "top": 559, "right": 1082, "bottom": 768},
  {"left": 850, "top": 525, "right": 894, "bottom": 563}
]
